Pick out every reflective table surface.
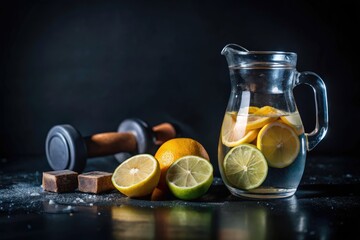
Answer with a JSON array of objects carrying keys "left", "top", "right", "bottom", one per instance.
[{"left": 1, "top": 155, "right": 359, "bottom": 239}]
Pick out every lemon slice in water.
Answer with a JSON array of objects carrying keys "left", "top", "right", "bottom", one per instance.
[
  {"left": 221, "top": 112, "right": 258, "bottom": 147},
  {"left": 246, "top": 106, "right": 281, "bottom": 131},
  {"left": 257, "top": 121, "right": 300, "bottom": 168},
  {"left": 280, "top": 112, "right": 304, "bottom": 135}
]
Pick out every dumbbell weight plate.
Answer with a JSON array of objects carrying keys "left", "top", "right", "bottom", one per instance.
[
  {"left": 45, "top": 125, "right": 87, "bottom": 172},
  {"left": 114, "top": 118, "right": 154, "bottom": 162}
]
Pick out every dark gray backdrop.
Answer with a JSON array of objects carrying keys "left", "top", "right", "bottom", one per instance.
[{"left": 1, "top": 0, "right": 358, "bottom": 174}]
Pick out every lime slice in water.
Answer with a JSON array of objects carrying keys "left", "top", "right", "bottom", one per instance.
[{"left": 223, "top": 144, "right": 268, "bottom": 190}]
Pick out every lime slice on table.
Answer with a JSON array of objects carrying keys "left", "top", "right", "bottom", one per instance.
[
  {"left": 257, "top": 121, "right": 300, "bottom": 168},
  {"left": 166, "top": 156, "right": 213, "bottom": 200},
  {"left": 112, "top": 154, "right": 160, "bottom": 197},
  {"left": 223, "top": 144, "right": 268, "bottom": 190}
]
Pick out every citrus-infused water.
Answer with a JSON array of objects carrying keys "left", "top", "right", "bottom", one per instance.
[
  {"left": 219, "top": 44, "right": 328, "bottom": 199},
  {"left": 218, "top": 106, "right": 307, "bottom": 199}
]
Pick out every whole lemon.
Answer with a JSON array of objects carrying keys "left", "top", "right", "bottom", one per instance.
[{"left": 154, "top": 138, "right": 210, "bottom": 191}]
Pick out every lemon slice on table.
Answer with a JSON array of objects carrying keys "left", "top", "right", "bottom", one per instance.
[
  {"left": 223, "top": 144, "right": 268, "bottom": 190},
  {"left": 257, "top": 121, "right": 300, "bottom": 168},
  {"left": 221, "top": 111, "right": 258, "bottom": 147},
  {"left": 246, "top": 106, "right": 281, "bottom": 131},
  {"left": 166, "top": 156, "right": 213, "bottom": 200},
  {"left": 112, "top": 154, "right": 160, "bottom": 197}
]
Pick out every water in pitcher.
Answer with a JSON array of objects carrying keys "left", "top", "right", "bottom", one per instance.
[{"left": 218, "top": 108, "right": 307, "bottom": 199}]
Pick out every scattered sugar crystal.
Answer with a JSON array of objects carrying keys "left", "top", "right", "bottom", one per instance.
[
  {"left": 62, "top": 206, "right": 74, "bottom": 213},
  {"left": 73, "top": 197, "right": 85, "bottom": 203}
]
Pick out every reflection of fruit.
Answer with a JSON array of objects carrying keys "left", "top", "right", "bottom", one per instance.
[
  {"left": 219, "top": 205, "right": 267, "bottom": 240},
  {"left": 154, "top": 206, "right": 213, "bottom": 239},
  {"left": 221, "top": 112, "right": 259, "bottom": 147},
  {"left": 168, "top": 206, "right": 212, "bottom": 227},
  {"left": 246, "top": 106, "right": 280, "bottom": 131},
  {"left": 166, "top": 156, "right": 213, "bottom": 200},
  {"left": 257, "top": 121, "right": 300, "bottom": 168},
  {"left": 155, "top": 138, "right": 210, "bottom": 191},
  {"left": 223, "top": 144, "right": 268, "bottom": 190},
  {"left": 112, "top": 205, "right": 154, "bottom": 222},
  {"left": 112, "top": 205, "right": 155, "bottom": 239},
  {"left": 112, "top": 154, "right": 160, "bottom": 197}
]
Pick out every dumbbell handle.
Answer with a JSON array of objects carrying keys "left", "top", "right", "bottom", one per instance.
[{"left": 84, "top": 122, "right": 176, "bottom": 157}]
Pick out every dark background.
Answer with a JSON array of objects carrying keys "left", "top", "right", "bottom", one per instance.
[{"left": 1, "top": 0, "right": 359, "bottom": 175}]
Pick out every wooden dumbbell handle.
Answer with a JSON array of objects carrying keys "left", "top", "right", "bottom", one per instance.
[
  {"left": 84, "top": 122, "right": 176, "bottom": 157},
  {"left": 152, "top": 122, "right": 177, "bottom": 145}
]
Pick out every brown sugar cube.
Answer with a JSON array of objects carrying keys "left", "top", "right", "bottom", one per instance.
[
  {"left": 42, "top": 170, "right": 78, "bottom": 193},
  {"left": 78, "top": 171, "right": 115, "bottom": 194}
]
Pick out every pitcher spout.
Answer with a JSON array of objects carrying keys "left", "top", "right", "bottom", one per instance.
[{"left": 221, "top": 44, "right": 249, "bottom": 55}]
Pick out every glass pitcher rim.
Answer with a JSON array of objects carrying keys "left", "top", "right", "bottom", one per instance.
[
  {"left": 221, "top": 44, "right": 297, "bottom": 56},
  {"left": 237, "top": 50, "right": 297, "bottom": 55},
  {"left": 222, "top": 49, "right": 297, "bottom": 56}
]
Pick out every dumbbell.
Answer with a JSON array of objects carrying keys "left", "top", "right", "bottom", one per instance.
[{"left": 45, "top": 118, "right": 178, "bottom": 173}]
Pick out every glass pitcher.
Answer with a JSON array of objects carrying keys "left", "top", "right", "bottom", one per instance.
[{"left": 218, "top": 44, "right": 328, "bottom": 199}]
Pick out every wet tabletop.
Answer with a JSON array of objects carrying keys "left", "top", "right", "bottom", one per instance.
[{"left": 1, "top": 155, "right": 359, "bottom": 239}]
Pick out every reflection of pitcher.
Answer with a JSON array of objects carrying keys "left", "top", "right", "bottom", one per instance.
[{"left": 218, "top": 44, "right": 328, "bottom": 199}]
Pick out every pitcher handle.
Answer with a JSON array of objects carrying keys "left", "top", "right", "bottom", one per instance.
[{"left": 297, "top": 71, "right": 329, "bottom": 151}]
